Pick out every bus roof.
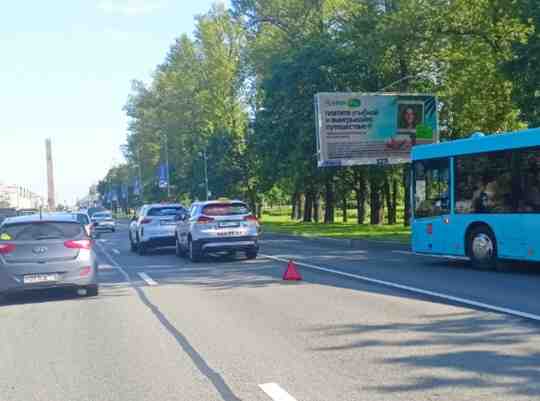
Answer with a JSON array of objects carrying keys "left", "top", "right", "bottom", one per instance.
[{"left": 412, "top": 128, "right": 540, "bottom": 161}]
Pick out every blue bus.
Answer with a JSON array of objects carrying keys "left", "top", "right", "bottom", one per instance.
[{"left": 411, "top": 128, "right": 540, "bottom": 269}]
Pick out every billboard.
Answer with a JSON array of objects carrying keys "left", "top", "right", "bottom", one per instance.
[{"left": 315, "top": 93, "right": 438, "bottom": 167}]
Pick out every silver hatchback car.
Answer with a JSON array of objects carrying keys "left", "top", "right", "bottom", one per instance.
[{"left": 0, "top": 214, "right": 99, "bottom": 299}]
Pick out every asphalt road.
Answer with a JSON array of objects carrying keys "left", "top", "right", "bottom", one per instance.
[{"left": 1, "top": 222, "right": 539, "bottom": 401}]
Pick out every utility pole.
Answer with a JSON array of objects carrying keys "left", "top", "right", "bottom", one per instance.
[
  {"left": 199, "top": 150, "right": 209, "bottom": 201},
  {"left": 164, "top": 133, "right": 171, "bottom": 199},
  {"left": 137, "top": 147, "right": 144, "bottom": 204}
]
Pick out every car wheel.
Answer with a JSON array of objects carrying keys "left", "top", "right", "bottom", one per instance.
[
  {"left": 468, "top": 226, "right": 498, "bottom": 270},
  {"left": 138, "top": 242, "right": 147, "bottom": 256},
  {"left": 130, "top": 235, "right": 137, "bottom": 252},
  {"left": 188, "top": 238, "right": 201, "bottom": 263},
  {"left": 85, "top": 285, "right": 99, "bottom": 297},
  {"left": 246, "top": 248, "right": 258, "bottom": 260},
  {"left": 175, "top": 237, "right": 184, "bottom": 258}
]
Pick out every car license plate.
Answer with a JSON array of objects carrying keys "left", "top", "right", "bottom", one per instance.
[
  {"left": 218, "top": 222, "right": 240, "bottom": 228},
  {"left": 23, "top": 274, "right": 58, "bottom": 284},
  {"left": 217, "top": 231, "right": 242, "bottom": 236},
  {"left": 160, "top": 220, "right": 175, "bottom": 225}
]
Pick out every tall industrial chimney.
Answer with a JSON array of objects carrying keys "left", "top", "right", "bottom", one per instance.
[{"left": 45, "top": 138, "right": 56, "bottom": 210}]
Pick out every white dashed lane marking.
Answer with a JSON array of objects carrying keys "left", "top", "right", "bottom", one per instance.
[
  {"left": 259, "top": 383, "right": 298, "bottom": 401},
  {"left": 138, "top": 272, "right": 158, "bottom": 286}
]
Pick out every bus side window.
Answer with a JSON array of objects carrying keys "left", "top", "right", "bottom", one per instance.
[{"left": 414, "top": 159, "right": 450, "bottom": 218}]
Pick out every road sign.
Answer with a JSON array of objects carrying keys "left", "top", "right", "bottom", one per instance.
[{"left": 315, "top": 93, "right": 439, "bottom": 167}]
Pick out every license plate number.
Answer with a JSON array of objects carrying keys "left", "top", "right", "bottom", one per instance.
[
  {"left": 24, "top": 274, "right": 58, "bottom": 284},
  {"left": 217, "top": 231, "right": 243, "bottom": 236}
]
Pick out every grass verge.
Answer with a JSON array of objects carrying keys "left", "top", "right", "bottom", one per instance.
[{"left": 261, "top": 213, "right": 411, "bottom": 243}]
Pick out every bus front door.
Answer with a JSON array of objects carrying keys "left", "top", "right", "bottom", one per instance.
[{"left": 412, "top": 215, "right": 449, "bottom": 255}]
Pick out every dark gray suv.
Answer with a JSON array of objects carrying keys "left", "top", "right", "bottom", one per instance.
[{"left": 0, "top": 214, "right": 99, "bottom": 299}]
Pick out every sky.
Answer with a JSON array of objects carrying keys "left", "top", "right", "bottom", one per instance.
[{"left": 0, "top": 0, "right": 225, "bottom": 205}]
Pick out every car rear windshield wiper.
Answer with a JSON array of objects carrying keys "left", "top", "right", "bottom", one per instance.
[{"left": 34, "top": 235, "right": 63, "bottom": 240}]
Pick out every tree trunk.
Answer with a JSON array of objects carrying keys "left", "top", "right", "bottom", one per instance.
[
  {"left": 403, "top": 165, "right": 411, "bottom": 226},
  {"left": 324, "top": 178, "right": 335, "bottom": 224},
  {"left": 342, "top": 194, "right": 348, "bottom": 223},
  {"left": 354, "top": 167, "right": 368, "bottom": 224},
  {"left": 303, "top": 192, "right": 313, "bottom": 222},
  {"left": 391, "top": 177, "right": 398, "bottom": 225},
  {"left": 369, "top": 172, "right": 383, "bottom": 225},
  {"left": 384, "top": 174, "right": 392, "bottom": 225},
  {"left": 291, "top": 192, "right": 298, "bottom": 220},
  {"left": 313, "top": 193, "right": 320, "bottom": 223},
  {"left": 296, "top": 194, "right": 303, "bottom": 220}
]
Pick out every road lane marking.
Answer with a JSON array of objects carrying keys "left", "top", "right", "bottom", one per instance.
[
  {"left": 112, "top": 248, "right": 121, "bottom": 255},
  {"left": 262, "top": 254, "right": 540, "bottom": 322},
  {"left": 98, "top": 264, "right": 116, "bottom": 271},
  {"left": 259, "top": 383, "right": 298, "bottom": 401},
  {"left": 95, "top": 241, "right": 131, "bottom": 283},
  {"left": 392, "top": 250, "right": 469, "bottom": 261},
  {"left": 138, "top": 272, "right": 158, "bottom": 286}
]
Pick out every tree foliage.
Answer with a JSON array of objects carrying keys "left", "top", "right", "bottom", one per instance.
[{"left": 97, "top": 0, "right": 536, "bottom": 226}]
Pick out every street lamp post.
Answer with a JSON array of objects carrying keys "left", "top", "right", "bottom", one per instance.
[
  {"left": 163, "top": 133, "right": 171, "bottom": 199},
  {"left": 198, "top": 150, "right": 209, "bottom": 201}
]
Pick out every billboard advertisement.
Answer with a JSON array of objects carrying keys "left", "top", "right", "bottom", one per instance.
[{"left": 315, "top": 93, "right": 438, "bottom": 167}]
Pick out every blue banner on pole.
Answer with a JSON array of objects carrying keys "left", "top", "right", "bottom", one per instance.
[
  {"left": 133, "top": 177, "right": 141, "bottom": 195},
  {"left": 121, "top": 183, "right": 128, "bottom": 200},
  {"left": 158, "top": 163, "right": 168, "bottom": 189}
]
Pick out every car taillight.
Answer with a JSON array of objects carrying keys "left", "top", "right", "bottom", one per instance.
[
  {"left": 244, "top": 215, "right": 258, "bottom": 223},
  {"left": 197, "top": 216, "right": 215, "bottom": 224},
  {"left": 0, "top": 244, "right": 16, "bottom": 254},
  {"left": 64, "top": 240, "right": 92, "bottom": 250},
  {"left": 141, "top": 218, "right": 152, "bottom": 224},
  {"left": 80, "top": 266, "right": 92, "bottom": 277}
]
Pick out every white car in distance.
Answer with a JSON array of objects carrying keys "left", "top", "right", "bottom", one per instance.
[{"left": 175, "top": 200, "right": 260, "bottom": 262}]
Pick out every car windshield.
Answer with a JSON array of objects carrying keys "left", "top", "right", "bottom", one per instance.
[
  {"left": 0, "top": 222, "right": 83, "bottom": 241},
  {"left": 202, "top": 203, "right": 249, "bottom": 216},
  {"left": 147, "top": 207, "right": 184, "bottom": 216}
]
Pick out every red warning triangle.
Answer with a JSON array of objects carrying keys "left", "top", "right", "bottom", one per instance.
[{"left": 283, "top": 260, "right": 302, "bottom": 281}]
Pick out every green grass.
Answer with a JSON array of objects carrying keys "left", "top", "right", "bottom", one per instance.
[{"left": 261, "top": 212, "right": 411, "bottom": 243}]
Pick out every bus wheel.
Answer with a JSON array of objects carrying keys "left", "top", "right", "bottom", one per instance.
[{"left": 468, "top": 226, "right": 497, "bottom": 270}]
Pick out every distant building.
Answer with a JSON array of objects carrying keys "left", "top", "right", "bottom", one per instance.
[{"left": 0, "top": 183, "right": 44, "bottom": 209}]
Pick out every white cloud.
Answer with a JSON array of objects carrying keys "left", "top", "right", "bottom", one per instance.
[{"left": 97, "top": 0, "right": 167, "bottom": 16}]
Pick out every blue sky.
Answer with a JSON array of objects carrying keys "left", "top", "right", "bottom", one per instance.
[{"left": 1, "top": 0, "right": 224, "bottom": 205}]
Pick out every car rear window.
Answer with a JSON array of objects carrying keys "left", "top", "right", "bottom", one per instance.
[
  {"left": 94, "top": 212, "right": 112, "bottom": 218},
  {"left": 202, "top": 203, "right": 249, "bottom": 216},
  {"left": 0, "top": 222, "right": 84, "bottom": 241},
  {"left": 147, "top": 207, "right": 184, "bottom": 216}
]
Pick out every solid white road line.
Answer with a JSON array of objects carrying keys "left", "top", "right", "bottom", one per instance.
[
  {"left": 261, "top": 254, "right": 540, "bottom": 322},
  {"left": 138, "top": 272, "right": 158, "bottom": 286},
  {"left": 392, "top": 250, "right": 469, "bottom": 261},
  {"left": 259, "top": 383, "right": 298, "bottom": 401}
]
